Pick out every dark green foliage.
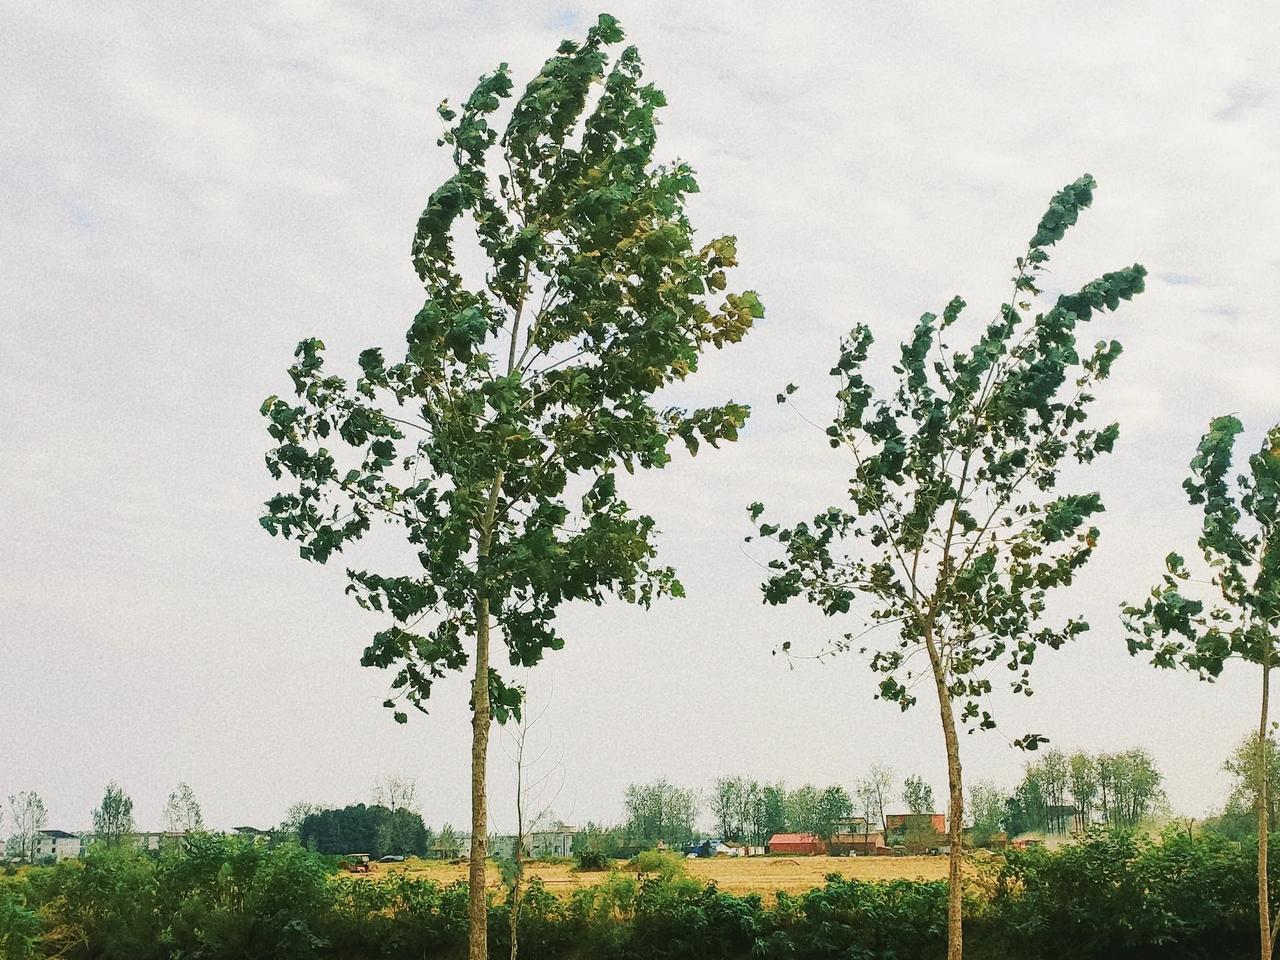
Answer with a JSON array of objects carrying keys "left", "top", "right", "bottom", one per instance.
[
  {"left": 978, "top": 828, "right": 1260, "bottom": 960},
  {"left": 259, "top": 13, "right": 761, "bottom": 725},
  {"left": 761, "top": 877, "right": 948, "bottom": 960},
  {"left": 575, "top": 849, "right": 611, "bottom": 872},
  {"left": 7, "top": 828, "right": 1280, "bottom": 959},
  {"left": 749, "top": 174, "right": 1146, "bottom": 738},
  {"left": 0, "top": 883, "right": 40, "bottom": 960},
  {"left": 1123, "top": 416, "right": 1280, "bottom": 686},
  {"left": 298, "top": 804, "right": 429, "bottom": 858}
]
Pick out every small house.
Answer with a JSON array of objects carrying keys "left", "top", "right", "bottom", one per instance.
[
  {"left": 829, "top": 830, "right": 886, "bottom": 856},
  {"left": 884, "top": 813, "right": 946, "bottom": 836},
  {"left": 529, "top": 822, "right": 576, "bottom": 859},
  {"left": 766, "top": 832, "right": 826, "bottom": 855},
  {"left": 33, "top": 830, "right": 84, "bottom": 862}
]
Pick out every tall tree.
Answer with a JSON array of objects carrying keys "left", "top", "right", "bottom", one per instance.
[
  {"left": 815, "top": 784, "right": 854, "bottom": 842},
  {"left": 966, "top": 780, "right": 1006, "bottom": 846},
  {"left": 1039, "top": 750, "right": 1071, "bottom": 834},
  {"left": 1005, "top": 772, "right": 1047, "bottom": 837},
  {"left": 711, "top": 776, "right": 748, "bottom": 841},
  {"left": 902, "top": 775, "right": 935, "bottom": 815},
  {"left": 258, "top": 17, "right": 759, "bottom": 959},
  {"left": 92, "top": 781, "right": 135, "bottom": 848},
  {"left": 1224, "top": 732, "right": 1280, "bottom": 831},
  {"left": 753, "top": 783, "right": 788, "bottom": 845},
  {"left": 1067, "top": 751, "right": 1098, "bottom": 831},
  {"left": 7, "top": 792, "right": 46, "bottom": 862},
  {"left": 854, "top": 778, "right": 880, "bottom": 848},
  {"left": 279, "top": 801, "right": 323, "bottom": 838},
  {"left": 1123, "top": 416, "right": 1279, "bottom": 960},
  {"left": 623, "top": 780, "right": 699, "bottom": 847},
  {"left": 374, "top": 776, "right": 427, "bottom": 857},
  {"left": 498, "top": 687, "right": 563, "bottom": 960},
  {"left": 162, "top": 782, "right": 205, "bottom": 834},
  {"left": 749, "top": 175, "right": 1145, "bottom": 959},
  {"left": 784, "top": 784, "right": 823, "bottom": 835},
  {"left": 863, "top": 762, "right": 894, "bottom": 833}
]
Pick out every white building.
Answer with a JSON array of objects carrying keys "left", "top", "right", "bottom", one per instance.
[
  {"left": 529, "top": 822, "right": 576, "bottom": 859},
  {"left": 32, "top": 830, "right": 84, "bottom": 861}
]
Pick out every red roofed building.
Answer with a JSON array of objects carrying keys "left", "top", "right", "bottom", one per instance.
[
  {"left": 885, "top": 813, "right": 946, "bottom": 836},
  {"left": 766, "top": 832, "right": 826, "bottom": 855}
]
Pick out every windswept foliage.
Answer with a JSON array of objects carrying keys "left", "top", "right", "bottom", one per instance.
[
  {"left": 749, "top": 175, "right": 1146, "bottom": 958},
  {"left": 259, "top": 15, "right": 760, "bottom": 957},
  {"left": 1123, "top": 415, "right": 1280, "bottom": 958}
]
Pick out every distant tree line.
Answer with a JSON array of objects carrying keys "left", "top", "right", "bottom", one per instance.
[
  {"left": 297, "top": 803, "right": 432, "bottom": 858},
  {"left": 709, "top": 778, "right": 857, "bottom": 845},
  {"left": 1005, "top": 748, "right": 1164, "bottom": 836}
]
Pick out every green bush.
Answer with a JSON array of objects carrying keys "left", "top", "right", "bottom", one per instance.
[
  {"left": 4, "top": 827, "right": 1275, "bottom": 959},
  {"left": 575, "top": 849, "right": 612, "bottom": 872},
  {"left": 0, "top": 881, "right": 42, "bottom": 960},
  {"left": 628, "top": 849, "right": 689, "bottom": 880}
]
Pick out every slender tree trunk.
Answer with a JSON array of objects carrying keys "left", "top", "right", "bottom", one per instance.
[
  {"left": 470, "top": 593, "right": 492, "bottom": 960},
  {"left": 510, "top": 835, "right": 523, "bottom": 960},
  {"left": 924, "top": 624, "right": 964, "bottom": 960},
  {"left": 470, "top": 476, "right": 504, "bottom": 960},
  {"left": 510, "top": 706, "right": 526, "bottom": 960},
  {"left": 1259, "top": 647, "right": 1272, "bottom": 960}
]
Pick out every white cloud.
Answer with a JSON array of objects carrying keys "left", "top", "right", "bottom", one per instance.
[{"left": 2, "top": 0, "right": 1277, "bottom": 829}]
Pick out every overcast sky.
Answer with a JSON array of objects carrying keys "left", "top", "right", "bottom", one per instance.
[{"left": 3, "top": 1, "right": 1279, "bottom": 834}]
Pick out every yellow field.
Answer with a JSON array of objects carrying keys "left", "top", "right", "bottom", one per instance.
[{"left": 361, "top": 854, "right": 949, "bottom": 897}]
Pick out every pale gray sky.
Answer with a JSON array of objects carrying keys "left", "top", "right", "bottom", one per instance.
[{"left": 2, "top": 1, "right": 1278, "bottom": 834}]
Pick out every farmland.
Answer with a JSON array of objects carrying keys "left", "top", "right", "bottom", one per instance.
[{"left": 366, "top": 854, "right": 950, "bottom": 897}]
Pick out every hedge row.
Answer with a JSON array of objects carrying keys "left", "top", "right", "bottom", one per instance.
[{"left": 0, "top": 828, "right": 1268, "bottom": 959}]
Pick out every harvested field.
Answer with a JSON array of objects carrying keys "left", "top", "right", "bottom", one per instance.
[{"left": 361, "top": 854, "right": 950, "bottom": 897}]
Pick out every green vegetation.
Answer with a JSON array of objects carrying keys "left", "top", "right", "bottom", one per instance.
[
  {"left": 1, "top": 830, "right": 1277, "bottom": 959},
  {"left": 258, "top": 15, "right": 759, "bottom": 958},
  {"left": 1005, "top": 748, "right": 1164, "bottom": 836},
  {"left": 298, "top": 803, "right": 431, "bottom": 859},
  {"left": 1125, "top": 415, "right": 1280, "bottom": 959},
  {"left": 749, "top": 174, "right": 1146, "bottom": 958}
]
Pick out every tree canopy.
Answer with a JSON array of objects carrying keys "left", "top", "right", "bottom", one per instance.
[{"left": 260, "top": 12, "right": 761, "bottom": 726}]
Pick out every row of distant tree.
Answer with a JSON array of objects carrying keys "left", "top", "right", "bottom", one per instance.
[
  {"left": 9, "top": 735, "right": 1271, "bottom": 863},
  {"left": 580, "top": 753, "right": 1172, "bottom": 853},
  {"left": 571, "top": 769, "right": 935, "bottom": 854},
  {"left": 2, "top": 780, "right": 201, "bottom": 861}
]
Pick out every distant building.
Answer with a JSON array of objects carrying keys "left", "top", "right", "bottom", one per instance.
[
  {"left": 428, "top": 833, "right": 470, "bottom": 860},
  {"left": 885, "top": 813, "right": 946, "bottom": 837},
  {"left": 33, "top": 830, "right": 84, "bottom": 862},
  {"left": 529, "top": 822, "right": 576, "bottom": 859},
  {"left": 829, "top": 830, "right": 886, "bottom": 856},
  {"left": 828, "top": 817, "right": 887, "bottom": 856},
  {"left": 130, "top": 832, "right": 188, "bottom": 853},
  {"left": 766, "top": 832, "right": 826, "bottom": 855},
  {"left": 488, "top": 823, "right": 577, "bottom": 861},
  {"left": 229, "top": 827, "right": 272, "bottom": 845},
  {"left": 489, "top": 834, "right": 519, "bottom": 861}
]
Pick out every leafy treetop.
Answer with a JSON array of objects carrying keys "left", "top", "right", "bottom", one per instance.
[
  {"left": 260, "top": 13, "right": 761, "bottom": 724},
  {"left": 1123, "top": 417, "right": 1280, "bottom": 675},
  {"left": 749, "top": 175, "right": 1146, "bottom": 747}
]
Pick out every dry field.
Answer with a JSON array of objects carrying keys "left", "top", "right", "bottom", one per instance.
[{"left": 362, "top": 854, "right": 950, "bottom": 898}]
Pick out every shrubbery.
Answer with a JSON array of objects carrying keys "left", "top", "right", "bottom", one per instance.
[
  {"left": 0, "top": 829, "right": 1275, "bottom": 959},
  {"left": 574, "top": 850, "right": 611, "bottom": 872}
]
